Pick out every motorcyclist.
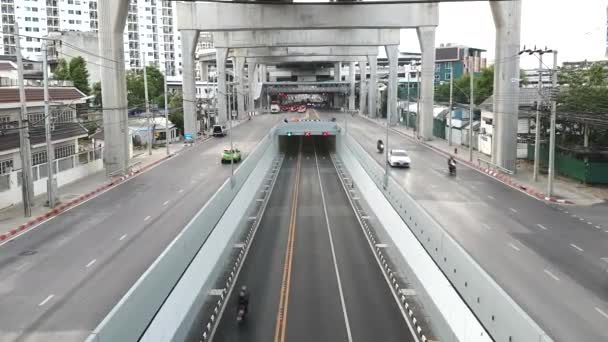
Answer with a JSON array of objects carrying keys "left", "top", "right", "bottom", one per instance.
[
  {"left": 448, "top": 156, "right": 456, "bottom": 174},
  {"left": 237, "top": 285, "right": 249, "bottom": 317},
  {"left": 377, "top": 139, "right": 384, "bottom": 152}
]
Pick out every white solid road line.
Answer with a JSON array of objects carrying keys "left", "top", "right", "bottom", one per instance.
[
  {"left": 508, "top": 243, "right": 520, "bottom": 252},
  {"left": 119, "top": 234, "right": 127, "bottom": 241},
  {"left": 570, "top": 243, "right": 584, "bottom": 252},
  {"left": 595, "top": 307, "right": 608, "bottom": 320},
  {"left": 537, "top": 224, "right": 548, "bottom": 231},
  {"left": 544, "top": 269, "right": 560, "bottom": 281},
  {"left": 38, "top": 294, "right": 54, "bottom": 306},
  {"left": 509, "top": 208, "right": 518, "bottom": 213},
  {"left": 144, "top": 215, "right": 151, "bottom": 221},
  {"left": 314, "top": 147, "right": 353, "bottom": 342},
  {"left": 86, "top": 259, "right": 97, "bottom": 268},
  {"left": 163, "top": 200, "right": 169, "bottom": 206}
]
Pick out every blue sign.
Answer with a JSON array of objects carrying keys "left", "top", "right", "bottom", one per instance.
[{"left": 184, "top": 133, "right": 193, "bottom": 140}]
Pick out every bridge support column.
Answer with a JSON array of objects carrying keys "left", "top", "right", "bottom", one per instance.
[
  {"left": 181, "top": 30, "right": 199, "bottom": 137},
  {"left": 491, "top": 0, "right": 521, "bottom": 172},
  {"left": 235, "top": 57, "right": 246, "bottom": 119},
  {"left": 348, "top": 62, "right": 356, "bottom": 111},
  {"left": 216, "top": 48, "right": 228, "bottom": 124},
  {"left": 367, "top": 55, "right": 378, "bottom": 118},
  {"left": 359, "top": 60, "right": 367, "bottom": 115},
  {"left": 98, "top": 0, "right": 129, "bottom": 175},
  {"left": 386, "top": 45, "right": 399, "bottom": 125},
  {"left": 417, "top": 26, "right": 436, "bottom": 140},
  {"left": 334, "top": 62, "right": 342, "bottom": 81},
  {"left": 247, "top": 62, "right": 257, "bottom": 112}
]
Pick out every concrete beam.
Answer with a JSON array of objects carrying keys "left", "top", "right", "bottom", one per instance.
[
  {"left": 491, "top": 0, "right": 521, "bottom": 172},
  {"left": 229, "top": 46, "right": 378, "bottom": 58},
  {"left": 213, "top": 29, "right": 400, "bottom": 48},
  {"left": 98, "top": 0, "right": 129, "bottom": 175},
  {"left": 246, "top": 56, "right": 367, "bottom": 64},
  {"left": 177, "top": 2, "right": 439, "bottom": 31}
]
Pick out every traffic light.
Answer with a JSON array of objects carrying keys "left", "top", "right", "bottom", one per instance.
[
  {"left": 304, "top": 131, "right": 311, "bottom": 137},
  {"left": 287, "top": 131, "right": 293, "bottom": 137}
]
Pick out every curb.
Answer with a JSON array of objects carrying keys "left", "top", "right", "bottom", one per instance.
[
  {"left": 359, "top": 115, "right": 575, "bottom": 205},
  {"left": 0, "top": 152, "right": 177, "bottom": 242}
]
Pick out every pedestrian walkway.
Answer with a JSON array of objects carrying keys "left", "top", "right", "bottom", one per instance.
[{"left": 360, "top": 115, "right": 608, "bottom": 206}]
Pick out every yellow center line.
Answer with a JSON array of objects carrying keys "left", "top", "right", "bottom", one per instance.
[{"left": 273, "top": 139, "right": 302, "bottom": 342}]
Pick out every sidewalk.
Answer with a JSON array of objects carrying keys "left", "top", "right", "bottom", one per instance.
[{"left": 360, "top": 115, "right": 608, "bottom": 206}]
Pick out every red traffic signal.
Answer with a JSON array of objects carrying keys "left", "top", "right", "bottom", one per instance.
[{"left": 304, "top": 131, "right": 311, "bottom": 137}]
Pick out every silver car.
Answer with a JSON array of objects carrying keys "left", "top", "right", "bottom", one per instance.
[{"left": 388, "top": 149, "right": 411, "bottom": 168}]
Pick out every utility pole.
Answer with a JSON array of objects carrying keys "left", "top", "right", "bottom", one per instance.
[
  {"left": 142, "top": 53, "right": 152, "bottom": 156},
  {"left": 416, "top": 65, "right": 421, "bottom": 139},
  {"left": 448, "top": 61, "right": 454, "bottom": 146},
  {"left": 468, "top": 52, "right": 476, "bottom": 162},
  {"left": 547, "top": 51, "right": 558, "bottom": 197},
  {"left": 533, "top": 54, "right": 544, "bottom": 181},
  {"left": 43, "top": 42, "right": 56, "bottom": 208},
  {"left": 164, "top": 67, "right": 170, "bottom": 156},
  {"left": 406, "top": 66, "right": 410, "bottom": 128},
  {"left": 15, "top": 22, "right": 34, "bottom": 217}
]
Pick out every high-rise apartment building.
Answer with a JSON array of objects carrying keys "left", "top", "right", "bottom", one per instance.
[{"left": 0, "top": 0, "right": 191, "bottom": 81}]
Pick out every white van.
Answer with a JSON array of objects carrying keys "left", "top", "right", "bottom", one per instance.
[
  {"left": 270, "top": 103, "right": 280, "bottom": 113},
  {"left": 212, "top": 124, "right": 227, "bottom": 137}
]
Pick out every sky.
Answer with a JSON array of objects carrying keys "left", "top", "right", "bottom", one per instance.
[{"left": 395, "top": 0, "right": 608, "bottom": 69}]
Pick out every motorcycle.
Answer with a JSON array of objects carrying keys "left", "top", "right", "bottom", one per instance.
[
  {"left": 236, "top": 303, "right": 247, "bottom": 323},
  {"left": 377, "top": 140, "right": 384, "bottom": 153},
  {"left": 448, "top": 161, "right": 457, "bottom": 176}
]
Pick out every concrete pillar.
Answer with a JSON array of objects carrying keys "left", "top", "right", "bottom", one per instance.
[
  {"left": 260, "top": 64, "right": 267, "bottom": 82},
  {"left": 385, "top": 45, "right": 399, "bottom": 125},
  {"left": 247, "top": 63, "right": 257, "bottom": 112},
  {"left": 235, "top": 57, "right": 245, "bottom": 119},
  {"left": 417, "top": 26, "right": 436, "bottom": 140},
  {"left": 98, "top": 0, "right": 129, "bottom": 175},
  {"left": 334, "top": 62, "right": 342, "bottom": 81},
  {"left": 490, "top": 0, "right": 521, "bottom": 171},
  {"left": 359, "top": 60, "right": 367, "bottom": 115},
  {"left": 181, "top": 30, "right": 199, "bottom": 138},
  {"left": 367, "top": 55, "right": 378, "bottom": 118},
  {"left": 200, "top": 61, "right": 209, "bottom": 82},
  {"left": 216, "top": 48, "right": 228, "bottom": 124},
  {"left": 348, "top": 62, "right": 356, "bottom": 111}
]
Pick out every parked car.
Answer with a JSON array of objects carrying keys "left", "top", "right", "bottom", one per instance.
[
  {"left": 213, "top": 124, "right": 227, "bottom": 137},
  {"left": 388, "top": 149, "right": 411, "bottom": 168},
  {"left": 221, "top": 148, "right": 242, "bottom": 164}
]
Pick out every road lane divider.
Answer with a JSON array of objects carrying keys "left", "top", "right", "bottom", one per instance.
[{"left": 273, "top": 140, "right": 301, "bottom": 342}]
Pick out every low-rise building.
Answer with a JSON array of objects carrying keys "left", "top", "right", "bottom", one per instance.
[{"left": 0, "top": 84, "right": 95, "bottom": 209}]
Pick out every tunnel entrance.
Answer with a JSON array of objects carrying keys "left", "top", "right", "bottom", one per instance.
[{"left": 278, "top": 134, "right": 336, "bottom": 155}]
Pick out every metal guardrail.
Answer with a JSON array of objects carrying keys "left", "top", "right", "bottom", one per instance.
[
  {"left": 340, "top": 132, "right": 553, "bottom": 342},
  {"left": 477, "top": 158, "right": 514, "bottom": 175}
]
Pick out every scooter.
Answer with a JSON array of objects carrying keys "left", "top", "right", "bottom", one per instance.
[
  {"left": 377, "top": 140, "right": 384, "bottom": 153},
  {"left": 448, "top": 163, "right": 457, "bottom": 176}
]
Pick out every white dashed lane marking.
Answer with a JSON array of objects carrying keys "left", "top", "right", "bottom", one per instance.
[
  {"left": 596, "top": 307, "right": 608, "bottom": 320},
  {"left": 508, "top": 243, "right": 520, "bottom": 252},
  {"left": 144, "top": 216, "right": 151, "bottom": 221},
  {"left": 38, "top": 295, "right": 54, "bottom": 307},
  {"left": 570, "top": 243, "right": 584, "bottom": 252},
  {"left": 537, "top": 224, "right": 548, "bottom": 231},
  {"left": 544, "top": 269, "right": 560, "bottom": 281},
  {"left": 86, "top": 259, "right": 97, "bottom": 268},
  {"left": 119, "top": 234, "right": 127, "bottom": 241}
]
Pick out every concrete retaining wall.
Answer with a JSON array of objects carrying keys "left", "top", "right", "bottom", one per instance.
[
  {"left": 86, "top": 130, "right": 276, "bottom": 342},
  {"left": 337, "top": 132, "right": 553, "bottom": 342}
]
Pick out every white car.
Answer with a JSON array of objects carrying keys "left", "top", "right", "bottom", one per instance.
[
  {"left": 270, "top": 103, "right": 280, "bottom": 113},
  {"left": 388, "top": 149, "right": 411, "bottom": 168}
]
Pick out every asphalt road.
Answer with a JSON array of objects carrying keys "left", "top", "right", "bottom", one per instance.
[
  {"left": 0, "top": 114, "right": 287, "bottom": 342},
  {"left": 213, "top": 136, "right": 415, "bottom": 342},
  {"left": 325, "top": 111, "right": 608, "bottom": 342}
]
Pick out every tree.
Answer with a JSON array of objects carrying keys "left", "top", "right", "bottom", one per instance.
[
  {"left": 558, "top": 63, "right": 608, "bottom": 114},
  {"left": 126, "top": 65, "right": 165, "bottom": 109},
  {"left": 68, "top": 57, "right": 90, "bottom": 94},
  {"left": 52, "top": 57, "right": 90, "bottom": 94},
  {"left": 91, "top": 82, "right": 102, "bottom": 107},
  {"left": 168, "top": 91, "right": 184, "bottom": 134}
]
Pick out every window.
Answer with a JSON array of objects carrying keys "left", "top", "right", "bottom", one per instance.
[
  {"left": 75, "top": 20, "right": 81, "bottom": 24},
  {"left": 69, "top": 19, "right": 75, "bottom": 24},
  {"left": 445, "top": 73, "right": 451, "bottom": 80},
  {"left": 32, "top": 17, "right": 38, "bottom": 22},
  {"left": 31, "top": 7, "right": 38, "bottom": 12},
  {"left": 55, "top": 144, "right": 75, "bottom": 159},
  {"left": 53, "top": 109, "right": 73, "bottom": 123},
  {"left": 28, "top": 112, "right": 44, "bottom": 124},
  {"left": 33, "top": 27, "right": 39, "bottom": 32},
  {"left": 68, "top": 9, "right": 73, "bottom": 14},
  {"left": 75, "top": 10, "right": 81, "bottom": 15},
  {"left": 0, "top": 115, "right": 11, "bottom": 129},
  {"left": 434, "top": 74, "right": 440, "bottom": 81},
  {"left": 32, "top": 151, "right": 47, "bottom": 166},
  {"left": 68, "top": 0, "right": 73, "bottom": 4},
  {"left": 0, "top": 159, "right": 13, "bottom": 175},
  {"left": 25, "top": 17, "right": 31, "bottom": 21}
]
